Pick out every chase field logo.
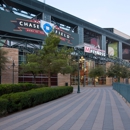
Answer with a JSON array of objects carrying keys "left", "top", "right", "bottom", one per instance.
[
  {"left": 40, "top": 20, "right": 73, "bottom": 43},
  {"left": 11, "top": 18, "right": 73, "bottom": 43},
  {"left": 40, "top": 20, "right": 54, "bottom": 35}
]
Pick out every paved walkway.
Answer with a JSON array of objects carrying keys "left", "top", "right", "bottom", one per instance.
[{"left": 0, "top": 86, "right": 130, "bottom": 130}]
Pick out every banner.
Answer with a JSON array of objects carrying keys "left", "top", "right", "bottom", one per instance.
[
  {"left": 11, "top": 19, "right": 74, "bottom": 44},
  {"left": 122, "top": 44, "right": 130, "bottom": 60},
  {"left": 108, "top": 42, "right": 118, "bottom": 57},
  {"left": 84, "top": 43, "right": 106, "bottom": 56},
  {"left": 0, "top": 11, "right": 79, "bottom": 46}
]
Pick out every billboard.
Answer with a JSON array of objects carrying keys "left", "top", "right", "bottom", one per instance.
[
  {"left": 122, "top": 44, "right": 130, "bottom": 60},
  {"left": 90, "top": 37, "right": 101, "bottom": 49},
  {"left": 108, "top": 42, "right": 118, "bottom": 57},
  {"left": 0, "top": 10, "right": 79, "bottom": 47},
  {"left": 84, "top": 43, "right": 106, "bottom": 56}
]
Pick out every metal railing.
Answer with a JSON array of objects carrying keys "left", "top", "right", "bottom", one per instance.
[{"left": 113, "top": 83, "right": 130, "bottom": 103}]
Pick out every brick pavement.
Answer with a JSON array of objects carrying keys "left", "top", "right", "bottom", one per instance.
[{"left": 0, "top": 86, "right": 130, "bottom": 130}]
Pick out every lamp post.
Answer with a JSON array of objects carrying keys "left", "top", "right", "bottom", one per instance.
[
  {"left": 83, "top": 60, "right": 86, "bottom": 87},
  {"left": 12, "top": 60, "right": 15, "bottom": 84},
  {"left": 77, "top": 54, "right": 80, "bottom": 93},
  {"left": 77, "top": 56, "right": 86, "bottom": 93},
  {"left": 79, "top": 56, "right": 85, "bottom": 87}
]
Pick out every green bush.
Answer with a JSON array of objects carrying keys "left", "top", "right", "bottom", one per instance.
[
  {"left": 0, "top": 98, "right": 8, "bottom": 116},
  {"left": 0, "top": 86, "right": 73, "bottom": 116},
  {"left": 0, "top": 83, "right": 45, "bottom": 96}
]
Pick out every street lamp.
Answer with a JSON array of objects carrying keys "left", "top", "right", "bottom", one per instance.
[
  {"left": 12, "top": 60, "right": 15, "bottom": 84},
  {"left": 77, "top": 56, "right": 85, "bottom": 93},
  {"left": 77, "top": 54, "right": 80, "bottom": 93},
  {"left": 79, "top": 56, "right": 85, "bottom": 87}
]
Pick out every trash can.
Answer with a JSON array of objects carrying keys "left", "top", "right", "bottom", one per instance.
[{"left": 65, "top": 82, "right": 68, "bottom": 86}]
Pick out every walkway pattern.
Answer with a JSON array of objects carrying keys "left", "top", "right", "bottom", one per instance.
[{"left": 0, "top": 86, "right": 130, "bottom": 130}]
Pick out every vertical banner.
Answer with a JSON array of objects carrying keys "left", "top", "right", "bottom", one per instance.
[
  {"left": 122, "top": 44, "right": 130, "bottom": 60},
  {"left": 108, "top": 42, "right": 118, "bottom": 57}
]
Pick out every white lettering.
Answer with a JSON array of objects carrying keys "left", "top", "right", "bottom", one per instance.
[
  {"left": 37, "top": 25, "right": 40, "bottom": 29},
  {"left": 19, "top": 21, "right": 23, "bottom": 26},
  {"left": 24, "top": 22, "right": 28, "bottom": 27},
  {"left": 19, "top": 21, "right": 40, "bottom": 29},
  {"left": 54, "top": 29, "right": 70, "bottom": 39},
  {"left": 29, "top": 23, "right": 32, "bottom": 27},
  {"left": 33, "top": 24, "right": 36, "bottom": 28},
  {"left": 64, "top": 34, "right": 66, "bottom": 38},
  {"left": 55, "top": 30, "right": 58, "bottom": 34},
  {"left": 60, "top": 32, "right": 63, "bottom": 36},
  {"left": 67, "top": 35, "right": 70, "bottom": 39}
]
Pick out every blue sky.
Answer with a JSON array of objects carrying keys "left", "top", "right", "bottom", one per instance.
[{"left": 38, "top": 0, "right": 130, "bottom": 35}]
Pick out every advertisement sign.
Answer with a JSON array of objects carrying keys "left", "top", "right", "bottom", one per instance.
[
  {"left": 0, "top": 11, "right": 79, "bottom": 46},
  {"left": 11, "top": 18, "right": 44, "bottom": 35},
  {"left": 84, "top": 43, "right": 106, "bottom": 56},
  {"left": 90, "top": 37, "right": 100, "bottom": 49},
  {"left": 122, "top": 44, "right": 130, "bottom": 60},
  {"left": 11, "top": 19, "right": 74, "bottom": 44},
  {"left": 108, "top": 42, "right": 118, "bottom": 57}
]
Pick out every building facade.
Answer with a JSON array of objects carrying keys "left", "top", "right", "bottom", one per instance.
[{"left": 0, "top": 0, "right": 130, "bottom": 85}]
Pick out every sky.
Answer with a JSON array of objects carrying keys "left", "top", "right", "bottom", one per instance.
[{"left": 37, "top": 0, "right": 130, "bottom": 35}]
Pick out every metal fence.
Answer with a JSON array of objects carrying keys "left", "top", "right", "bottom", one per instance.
[{"left": 113, "top": 83, "right": 130, "bottom": 103}]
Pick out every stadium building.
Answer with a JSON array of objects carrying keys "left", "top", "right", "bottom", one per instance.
[{"left": 0, "top": 0, "right": 130, "bottom": 85}]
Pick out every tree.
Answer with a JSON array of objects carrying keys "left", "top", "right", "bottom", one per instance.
[
  {"left": 65, "top": 55, "right": 79, "bottom": 86},
  {"left": 127, "top": 69, "right": 130, "bottom": 82},
  {"left": 20, "top": 53, "right": 40, "bottom": 84},
  {"left": 120, "top": 66, "right": 129, "bottom": 83},
  {"left": 0, "top": 48, "right": 8, "bottom": 72},
  {"left": 106, "top": 64, "right": 115, "bottom": 78},
  {"left": 20, "top": 33, "right": 73, "bottom": 86},
  {"left": 38, "top": 32, "right": 73, "bottom": 87},
  {"left": 62, "top": 55, "right": 78, "bottom": 75},
  {"left": 89, "top": 66, "right": 105, "bottom": 86},
  {"left": 106, "top": 63, "right": 127, "bottom": 83}
]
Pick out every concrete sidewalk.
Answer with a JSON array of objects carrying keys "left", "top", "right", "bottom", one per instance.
[{"left": 0, "top": 86, "right": 130, "bottom": 130}]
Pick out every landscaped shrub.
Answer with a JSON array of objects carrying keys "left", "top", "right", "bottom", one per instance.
[
  {"left": 0, "top": 98, "right": 8, "bottom": 116},
  {"left": 0, "top": 86, "right": 73, "bottom": 116},
  {"left": 0, "top": 83, "right": 45, "bottom": 96}
]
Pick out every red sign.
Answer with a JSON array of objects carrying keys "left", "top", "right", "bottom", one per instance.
[
  {"left": 84, "top": 46, "right": 91, "bottom": 53},
  {"left": 84, "top": 43, "right": 106, "bottom": 56}
]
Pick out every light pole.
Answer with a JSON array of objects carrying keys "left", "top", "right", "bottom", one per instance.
[
  {"left": 79, "top": 56, "right": 85, "bottom": 87},
  {"left": 77, "top": 56, "right": 86, "bottom": 93},
  {"left": 77, "top": 54, "right": 80, "bottom": 93},
  {"left": 83, "top": 58, "right": 86, "bottom": 87},
  {"left": 12, "top": 60, "right": 15, "bottom": 84}
]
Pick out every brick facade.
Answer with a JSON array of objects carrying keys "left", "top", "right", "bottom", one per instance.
[
  {"left": 1, "top": 47, "right": 18, "bottom": 84},
  {"left": 57, "top": 73, "right": 70, "bottom": 86}
]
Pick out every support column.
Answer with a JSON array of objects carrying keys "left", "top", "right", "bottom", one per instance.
[
  {"left": 78, "top": 26, "right": 84, "bottom": 44},
  {"left": 118, "top": 41, "right": 122, "bottom": 59},
  {"left": 101, "top": 35, "right": 106, "bottom": 51},
  {"left": 57, "top": 73, "right": 70, "bottom": 86},
  {"left": 42, "top": 13, "right": 51, "bottom": 22}
]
